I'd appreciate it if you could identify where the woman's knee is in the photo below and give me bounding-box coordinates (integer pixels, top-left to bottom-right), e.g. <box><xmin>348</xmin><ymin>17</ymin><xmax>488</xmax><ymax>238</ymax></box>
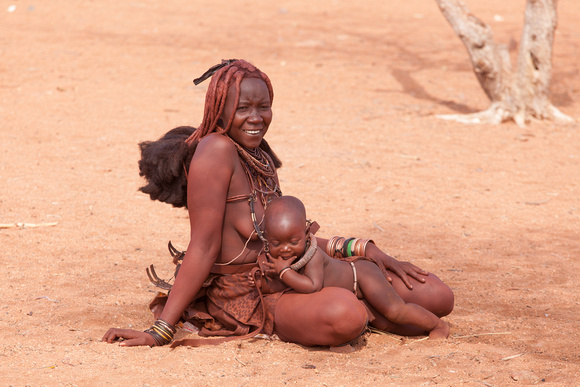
<box><xmin>275</xmin><ymin>288</ymin><xmax>367</xmax><ymax>346</ymax></box>
<box><xmin>317</xmin><ymin>288</ymin><xmax>367</xmax><ymax>340</ymax></box>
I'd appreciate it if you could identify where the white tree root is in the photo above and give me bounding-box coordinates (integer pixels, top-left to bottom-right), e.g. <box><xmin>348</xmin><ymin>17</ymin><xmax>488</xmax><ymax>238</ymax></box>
<box><xmin>436</xmin><ymin>103</ymin><xmax>574</xmax><ymax>127</ymax></box>
<box><xmin>436</xmin><ymin>102</ymin><xmax>515</xmax><ymax>126</ymax></box>
<box><xmin>545</xmin><ymin>104</ymin><xmax>575</xmax><ymax>123</ymax></box>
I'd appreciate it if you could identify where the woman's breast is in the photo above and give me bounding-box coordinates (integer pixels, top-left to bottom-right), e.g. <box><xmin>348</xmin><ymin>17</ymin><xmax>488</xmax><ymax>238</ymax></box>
<box><xmin>217</xmin><ymin>178</ymin><xmax>266</xmax><ymax>265</ymax></box>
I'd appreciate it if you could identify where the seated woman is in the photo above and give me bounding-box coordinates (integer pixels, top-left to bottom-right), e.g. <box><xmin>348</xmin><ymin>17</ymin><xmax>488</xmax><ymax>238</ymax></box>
<box><xmin>259</xmin><ymin>195</ymin><xmax>449</xmax><ymax>339</ymax></box>
<box><xmin>102</xmin><ymin>59</ymin><xmax>454</xmax><ymax>348</ymax></box>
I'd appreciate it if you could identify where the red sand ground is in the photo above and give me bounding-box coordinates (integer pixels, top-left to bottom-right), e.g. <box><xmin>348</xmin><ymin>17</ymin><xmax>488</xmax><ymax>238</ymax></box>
<box><xmin>1</xmin><ymin>0</ymin><xmax>579</xmax><ymax>385</ymax></box>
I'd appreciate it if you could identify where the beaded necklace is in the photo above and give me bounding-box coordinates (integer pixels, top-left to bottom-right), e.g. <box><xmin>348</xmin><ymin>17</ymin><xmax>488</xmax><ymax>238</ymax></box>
<box><xmin>231</xmin><ymin>139</ymin><xmax>281</xmax><ymax>208</ymax></box>
<box><xmin>289</xmin><ymin>233</ymin><xmax>317</xmax><ymax>271</ymax></box>
<box><xmin>227</xmin><ymin>136</ymin><xmax>281</xmax><ymax>249</ymax></box>
<box><xmin>235</xmin><ymin>144</ymin><xmax>276</xmax><ymax>179</ymax></box>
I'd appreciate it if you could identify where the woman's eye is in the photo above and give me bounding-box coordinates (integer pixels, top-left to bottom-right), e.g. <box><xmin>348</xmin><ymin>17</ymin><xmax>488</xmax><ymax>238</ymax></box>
<box><xmin>291</xmin><ymin>241</ymin><xmax>299</xmax><ymax>246</ymax></box>
<box><xmin>237</xmin><ymin>106</ymin><xmax>249</xmax><ymax>112</ymax></box>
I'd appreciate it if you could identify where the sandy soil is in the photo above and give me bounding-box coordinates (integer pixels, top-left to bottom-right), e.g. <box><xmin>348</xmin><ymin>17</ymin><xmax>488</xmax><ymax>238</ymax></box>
<box><xmin>1</xmin><ymin>0</ymin><xmax>579</xmax><ymax>385</ymax></box>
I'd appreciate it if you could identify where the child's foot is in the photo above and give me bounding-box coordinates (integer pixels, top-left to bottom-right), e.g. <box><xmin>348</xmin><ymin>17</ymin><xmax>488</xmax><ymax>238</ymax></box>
<box><xmin>428</xmin><ymin>320</ymin><xmax>449</xmax><ymax>340</ymax></box>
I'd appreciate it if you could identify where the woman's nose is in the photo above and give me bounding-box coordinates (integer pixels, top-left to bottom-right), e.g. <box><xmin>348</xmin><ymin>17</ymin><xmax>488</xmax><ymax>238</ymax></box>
<box><xmin>247</xmin><ymin>108</ymin><xmax>263</xmax><ymax>123</ymax></box>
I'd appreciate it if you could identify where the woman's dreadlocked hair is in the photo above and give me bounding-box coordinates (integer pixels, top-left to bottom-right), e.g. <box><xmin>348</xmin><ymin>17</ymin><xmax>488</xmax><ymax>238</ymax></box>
<box><xmin>138</xmin><ymin>60</ymin><xmax>281</xmax><ymax>208</ymax></box>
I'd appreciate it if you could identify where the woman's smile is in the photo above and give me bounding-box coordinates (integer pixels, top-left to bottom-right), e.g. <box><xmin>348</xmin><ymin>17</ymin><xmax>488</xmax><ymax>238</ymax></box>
<box><xmin>221</xmin><ymin>78</ymin><xmax>273</xmax><ymax>149</ymax></box>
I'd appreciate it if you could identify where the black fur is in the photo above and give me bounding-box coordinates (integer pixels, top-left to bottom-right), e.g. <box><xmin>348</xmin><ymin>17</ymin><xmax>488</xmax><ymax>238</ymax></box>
<box><xmin>138</xmin><ymin>126</ymin><xmax>282</xmax><ymax>208</ymax></box>
<box><xmin>138</xmin><ymin>126</ymin><xmax>196</xmax><ymax>208</ymax></box>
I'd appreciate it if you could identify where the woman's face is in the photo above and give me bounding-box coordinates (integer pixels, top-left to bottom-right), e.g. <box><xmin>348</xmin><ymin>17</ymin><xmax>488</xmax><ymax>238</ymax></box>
<box><xmin>222</xmin><ymin>78</ymin><xmax>272</xmax><ymax>149</ymax></box>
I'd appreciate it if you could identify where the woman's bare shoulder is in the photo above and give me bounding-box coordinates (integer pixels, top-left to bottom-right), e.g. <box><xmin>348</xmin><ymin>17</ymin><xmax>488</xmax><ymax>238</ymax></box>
<box><xmin>193</xmin><ymin>134</ymin><xmax>237</xmax><ymax>164</ymax></box>
<box><xmin>196</xmin><ymin>133</ymin><xmax>235</xmax><ymax>153</ymax></box>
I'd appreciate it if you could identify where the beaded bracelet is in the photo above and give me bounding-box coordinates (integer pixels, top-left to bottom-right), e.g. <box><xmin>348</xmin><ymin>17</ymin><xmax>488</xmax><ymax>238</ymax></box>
<box><xmin>325</xmin><ymin>236</ymin><xmax>339</xmax><ymax>257</ymax></box>
<box><xmin>144</xmin><ymin>318</ymin><xmax>176</xmax><ymax>346</ymax></box>
<box><xmin>326</xmin><ymin>236</ymin><xmax>375</xmax><ymax>258</ymax></box>
<box><xmin>326</xmin><ymin>236</ymin><xmax>346</xmax><ymax>258</ymax></box>
<box><xmin>355</xmin><ymin>238</ymin><xmax>375</xmax><ymax>256</ymax></box>
<box><xmin>279</xmin><ymin>267</ymin><xmax>292</xmax><ymax>280</ymax></box>
<box><xmin>342</xmin><ymin>238</ymin><xmax>356</xmax><ymax>257</ymax></box>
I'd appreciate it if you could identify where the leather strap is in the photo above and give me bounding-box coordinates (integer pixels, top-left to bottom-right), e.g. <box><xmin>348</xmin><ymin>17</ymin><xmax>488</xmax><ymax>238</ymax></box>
<box><xmin>210</xmin><ymin>262</ymin><xmax>258</xmax><ymax>274</ymax></box>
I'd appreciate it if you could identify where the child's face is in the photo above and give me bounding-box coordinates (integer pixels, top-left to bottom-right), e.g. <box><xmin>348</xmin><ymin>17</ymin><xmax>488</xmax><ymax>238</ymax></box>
<box><xmin>265</xmin><ymin>219</ymin><xmax>307</xmax><ymax>261</ymax></box>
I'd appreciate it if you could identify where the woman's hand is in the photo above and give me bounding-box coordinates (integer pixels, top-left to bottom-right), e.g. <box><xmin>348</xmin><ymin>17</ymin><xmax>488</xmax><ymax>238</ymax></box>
<box><xmin>101</xmin><ymin>328</ymin><xmax>156</xmax><ymax>347</ymax></box>
<box><xmin>375</xmin><ymin>253</ymin><xmax>429</xmax><ymax>290</ymax></box>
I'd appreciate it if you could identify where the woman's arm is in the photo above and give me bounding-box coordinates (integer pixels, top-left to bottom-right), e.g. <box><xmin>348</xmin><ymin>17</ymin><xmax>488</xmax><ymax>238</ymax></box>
<box><xmin>103</xmin><ymin>135</ymin><xmax>236</xmax><ymax>346</ymax></box>
<box><xmin>364</xmin><ymin>243</ymin><xmax>428</xmax><ymax>290</ymax></box>
<box><xmin>157</xmin><ymin>137</ymin><xmax>234</xmax><ymax>324</ymax></box>
<box><xmin>316</xmin><ymin>236</ymin><xmax>428</xmax><ymax>290</ymax></box>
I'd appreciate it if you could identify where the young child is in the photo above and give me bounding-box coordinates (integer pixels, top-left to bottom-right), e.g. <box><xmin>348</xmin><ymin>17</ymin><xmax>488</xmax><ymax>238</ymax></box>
<box><xmin>262</xmin><ymin>196</ymin><xmax>449</xmax><ymax>339</ymax></box>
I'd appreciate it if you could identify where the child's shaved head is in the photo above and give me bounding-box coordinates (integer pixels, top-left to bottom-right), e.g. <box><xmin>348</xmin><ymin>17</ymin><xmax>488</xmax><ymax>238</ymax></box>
<box><xmin>264</xmin><ymin>196</ymin><xmax>307</xmax><ymax>237</ymax></box>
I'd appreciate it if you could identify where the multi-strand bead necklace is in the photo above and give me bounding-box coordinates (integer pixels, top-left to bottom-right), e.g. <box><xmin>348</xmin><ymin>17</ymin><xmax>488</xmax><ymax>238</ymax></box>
<box><xmin>231</xmin><ymin>140</ymin><xmax>281</xmax><ymax>207</ymax></box>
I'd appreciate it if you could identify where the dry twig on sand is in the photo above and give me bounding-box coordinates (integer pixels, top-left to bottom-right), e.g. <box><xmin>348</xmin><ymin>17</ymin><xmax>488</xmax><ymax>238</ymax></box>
<box><xmin>454</xmin><ymin>332</ymin><xmax>511</xmax><ymax>339</ymax></box>
<box><xmin>0</xmin><ymin>222</ymin><xmax>58</xmax><ymax>229</ymax></box>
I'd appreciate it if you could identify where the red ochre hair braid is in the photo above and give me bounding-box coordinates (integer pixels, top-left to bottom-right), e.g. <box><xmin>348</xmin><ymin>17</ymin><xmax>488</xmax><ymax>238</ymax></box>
<box><xmin>185</xmin><ymin>60</ymin><xmax>274</xmax><ymax>145</ymax></box>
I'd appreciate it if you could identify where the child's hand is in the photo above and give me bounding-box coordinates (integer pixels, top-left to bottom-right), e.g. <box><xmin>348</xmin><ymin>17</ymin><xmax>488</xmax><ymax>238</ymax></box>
<box><xmin>266</xmin><ymin>252</ymin><xmax>294</xmax><ymax>276</ymax></box>
<box><xmin>247</xmin><ymin>272</ymin><xmax>256</xmax><ymax>287</ymax></box>
<box><xmin>260</xmin><ymin>254</ymin><xmax>277</xmax><ymax>277</ymax></box>
<box><xmin>247</xmin><ymin>268</ymin><xmax>263</xmax><ymax>288</ymax></box>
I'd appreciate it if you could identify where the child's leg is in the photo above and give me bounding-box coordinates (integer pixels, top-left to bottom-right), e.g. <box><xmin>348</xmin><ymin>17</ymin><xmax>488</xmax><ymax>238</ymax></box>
<box><xmin>363</xmin><ymin>302</ymin><xmax>426</xmax><ymax>336</ymax></box>
<box><xmin>355</xmin><ymin>261</ymin><xmax>449</xmax><ymax>339</ymax></box>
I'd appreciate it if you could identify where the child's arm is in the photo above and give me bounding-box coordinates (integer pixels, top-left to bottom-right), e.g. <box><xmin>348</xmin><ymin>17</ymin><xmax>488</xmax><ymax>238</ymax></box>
<box><xmin>269</xmin><ymin>250</ymin><xmax>325</xmax><ymax>293</ymax></box>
